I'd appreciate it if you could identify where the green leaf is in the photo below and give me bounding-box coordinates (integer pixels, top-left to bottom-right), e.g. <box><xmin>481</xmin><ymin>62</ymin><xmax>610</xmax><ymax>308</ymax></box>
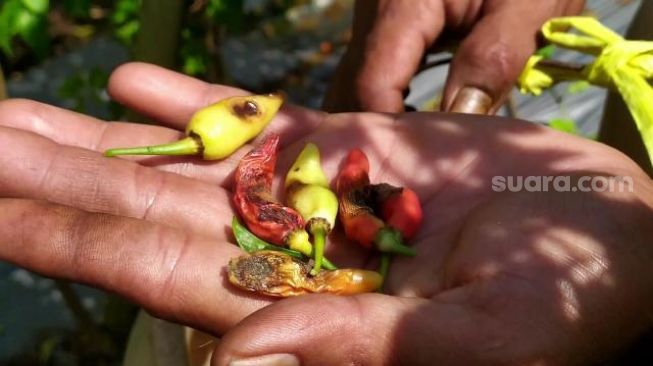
<box><xmin>231</xmin><ymin>216</ymin><xmax>337</xmax><ymax>270</ymax></box>
<box><xmin>63</xmin><ymin>0</ymin><xmax>90</xmax><ymax>18</ymax></box>
<box><xmin>182</xmin><ymin>55</ymin><xmax>206</xmax><ymax>76</ymax></box>
<box><xmin>114</xmin><ymin>19</ymin><xmax>139</xmax><ymax>44</ymax></box>
<box><xmin>0</xmin><ymin>0</ymin><xmax>23</xmax><ymax>56</ymax></box>
<box><xmin>548</xmin><ymin>118</ymin><xmax>578</xmax><ymax>134</ymax></box>
<box><xmin>180</xmin><ymin>28</ymin><xmax>209</xmax><ymax>76</ymax></box>
<box><xmin>21</xmin><ymin>0</ymin><xmax>48</xmax><ymax>14</ymax></box>
<box><xmin>112</xmin><ymin>0</ymin><xmax>141</xmax><ymax>25</ymax></box>
<box><xmin>89</xmin><ymin>68</ymin><xmax>108</xmax><ymax>88</ymax></box>
<box><xmin>536</xmin><ymin>45</ymin><xmax>556</xmax><ymax>59</ymax></box>
<box><xmin>17</xmin><ymin>14</ymin><xmax>49</xmax><ymax>58</ymax></box>
<box><xmin>207</xmin><ymin>0</ymin><xmax>246</xmax><ymax>33</ymax></box>
<box><xmin>38</xmin><ymin>336</ymin><xmax>61</xmax><ymax>363</ymax></box>
<box><xmin>58</xmin><ymin>73</ymin><xmax>84</xmax><ymax>99</ymax></box>
<box><xmin>567</xmin><ymin>80</ymin><xmax>590</xmax><ymax>94</ymax></box>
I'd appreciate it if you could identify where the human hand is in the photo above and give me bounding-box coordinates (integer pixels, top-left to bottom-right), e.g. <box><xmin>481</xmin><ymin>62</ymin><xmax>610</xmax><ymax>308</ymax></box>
<box><xmin>323</xmin><ymin>0</ymin><xmax>585</xmax><ymax>114</ymax></box>
<box><xmin>1</xmin><ymin>63</ymin><xmax>652</xmax><ymax>366</ymax></box>
<box><xmin>214</xmin><ymin>88</ymin><xmax>653</xmax><ymax>363</ymax></box>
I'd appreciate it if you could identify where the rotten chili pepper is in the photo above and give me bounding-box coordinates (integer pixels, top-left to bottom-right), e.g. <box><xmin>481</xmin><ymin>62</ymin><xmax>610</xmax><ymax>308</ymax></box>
<box><xmin>105</xmin><ymin>94</ymin><xmax>283</xmax><ymax>160</ymax></box>
<box><xmin>228</xmin><ymin>251</ymin><xmax>382</xmax><ymax>297</ymax></box>
<box><xmin>233</xmin><ymin>133</ymin><xmax>314</xmax><ymax>256</ymax></box>
<box><xmin>369</xmin><ymin>183</ymin><xmax>424</xmax><ymax>281</ymax></box>
<box><xmin>336</xmin><ymin>149</ymin><xmax>416</xmax><ymax>256</ymax></box>
<box><xmin>378</xmin><ymin>186</ymin><xmax>423</xmax><ymax>241</ymax></box>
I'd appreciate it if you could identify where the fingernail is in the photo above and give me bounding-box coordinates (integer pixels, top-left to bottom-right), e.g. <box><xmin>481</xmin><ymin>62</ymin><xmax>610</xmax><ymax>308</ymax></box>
<box><xmin>448</xmin><ymin>87</ymin><xmax>493</xmax><ymax>115</ymax></box>
<box><xmin>229</xmin><ymin>353</ymin><xmax>300</xmax><ymax>366</ymax></box>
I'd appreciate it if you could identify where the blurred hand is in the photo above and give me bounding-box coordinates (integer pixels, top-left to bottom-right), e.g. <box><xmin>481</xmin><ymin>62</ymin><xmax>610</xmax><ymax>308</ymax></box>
<box><xmin>1</xmin><ymin>63</ymin><xmax>652</xmax><ymax>366</ymax></box>
<box><xmin>323</xmin><ymin>0</ymin><xmax>585</xmax><ymax>114</ymax></box>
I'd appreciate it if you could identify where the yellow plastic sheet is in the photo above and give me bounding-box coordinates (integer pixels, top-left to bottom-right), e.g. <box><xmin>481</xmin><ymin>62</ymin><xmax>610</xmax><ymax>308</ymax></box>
<box><xmin>518</xmin><ymin>16</ymin><xmax>653</xmax><ymax>162</ymax></box>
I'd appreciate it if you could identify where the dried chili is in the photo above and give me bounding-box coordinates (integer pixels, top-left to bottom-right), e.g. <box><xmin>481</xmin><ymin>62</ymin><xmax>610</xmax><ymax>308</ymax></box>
<box><xmin>233</xmin><ymin>134</ymin><xmax>313</xmax><ymax>256</ymax></box>
<box><xmin>228</xmin><ymin>251</ymin><xmax>382</xmax><ymax>297</ymax></box>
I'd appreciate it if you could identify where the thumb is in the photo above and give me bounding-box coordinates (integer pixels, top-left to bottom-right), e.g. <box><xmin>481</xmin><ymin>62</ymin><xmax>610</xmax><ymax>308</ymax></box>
<box><xmin>211</xmin><ymin>293</ymin><xmax>498</xmax><ymax>366</ymax></box>
<box><xmin>442</xmin><ymin>2</ymin><xmax>571</xmax><ymax>115</ymax></box>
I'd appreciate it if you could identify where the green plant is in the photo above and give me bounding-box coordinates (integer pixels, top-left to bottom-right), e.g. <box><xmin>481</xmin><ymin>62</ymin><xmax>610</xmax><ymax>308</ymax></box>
<box><xmin>0</xmin><ymin>0</ymin><xmax>50</xmax><ymax>58</ymax></box>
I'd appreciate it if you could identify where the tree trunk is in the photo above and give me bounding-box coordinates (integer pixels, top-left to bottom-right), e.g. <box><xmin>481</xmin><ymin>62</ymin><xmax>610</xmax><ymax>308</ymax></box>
<box><xmin>128</xmin><ymin>0</ymin><xmax>184</xmax><ymax>122</ymax></box>
<box><xmin>0</xmin><ymin>63</ymin><xmax>7</xmax><ymax>100</ymax></box>
<box><xmin>133</xmin><ymin>0</ymin><xmax>184</xmax><ymax>69</ymax></box>
<box><xmin>598</xmin><ymin>1</ymin><xmax>652</xmax><ymax>176</ymax></box>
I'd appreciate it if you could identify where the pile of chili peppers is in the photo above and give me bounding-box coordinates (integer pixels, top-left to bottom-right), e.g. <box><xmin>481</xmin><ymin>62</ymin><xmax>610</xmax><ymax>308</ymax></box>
<box><xmin>104</xmin><ymin>94</ymin><xmax>423</xmax><ymax>298</ymax></box>
<box><xmin>229</xmin><ymin>134</ymin><xmax>423</xmax><ymax>297</ymax></box>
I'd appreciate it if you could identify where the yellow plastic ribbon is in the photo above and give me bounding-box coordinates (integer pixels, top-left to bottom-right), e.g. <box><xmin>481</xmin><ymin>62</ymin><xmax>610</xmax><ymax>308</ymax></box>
<box><xmin>518</xmin><ymin>16</ymin><xmax>653</xmax><ymax>162</ymax></box>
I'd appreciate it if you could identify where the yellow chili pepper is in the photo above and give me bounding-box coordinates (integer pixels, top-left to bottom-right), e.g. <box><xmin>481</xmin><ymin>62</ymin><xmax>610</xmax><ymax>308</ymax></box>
<box><xmin>104</xmin><ymin>93</ymin><xmax>284</xmax><ymax>160</ymax></box>
<box><xmin>285</xmin><ymin>143</ymin><xmax>338</xmax><ymax>275</ymax></box>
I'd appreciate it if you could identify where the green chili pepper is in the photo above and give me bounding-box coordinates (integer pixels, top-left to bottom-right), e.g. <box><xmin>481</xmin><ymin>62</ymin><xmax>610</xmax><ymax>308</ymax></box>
<box><xmin>231</xmin><ymin>217</ymin><xmax>337</xmax><ymax>270</ymax></box>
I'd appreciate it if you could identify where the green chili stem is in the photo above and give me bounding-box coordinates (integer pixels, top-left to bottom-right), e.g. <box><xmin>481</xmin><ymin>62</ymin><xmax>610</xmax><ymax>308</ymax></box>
<box><xmin>375</xmin><ymin>228</ymin><xmax>417</xmax><ymax>256</ymax></box>
<box><xmin>321</xmin><ymin>257</ymin><xmax>337</xmax><ymax>271</ymax></box>
<box><xmin>232</xmin><ymin>216</ymin><xmax>338</xmax><ymax>270</ymax></box>
<box><xmin>379</xmin><ymin>253</ymin><xmax>391</xmax><ymax>282</ymax></box>
<box><xmin>310</xmin><ymin>228</ymin><xmax>326</xmax><ymax>276</ymax></box>
<box><xmin>377</xmin><ymin>253</ymin><xmax>391</xmax><ymax>293</ymax></box>
<box><xmin>104</xmin><ymin>136</ymin><xmax>201</xmax><ymax>157</ymax></box>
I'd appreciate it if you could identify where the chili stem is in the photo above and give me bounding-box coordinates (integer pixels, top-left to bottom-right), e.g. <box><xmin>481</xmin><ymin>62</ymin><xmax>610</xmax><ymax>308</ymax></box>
<box><xmin>322</xmin><ymin>257</ymin><xmax>337</xmax><ymax>271</ymax></box>
<box><xmin>310</xmin><ymin>228</ymin><xmax>326</xmax><ymax>276</ymax></box>
<box><xmin>375</xmin><ymin>228</ymin><xmax>417</xmax><ymax>256</ymax></box>
<box><xmin>104</xmin><ymin>136</ymin><xmax>201</xmax><ymax>157</ymax></box>
<box><xmin>378</xmin><ymin>253</ymin><xmax>391</xmax><ymax>293</ymax></box>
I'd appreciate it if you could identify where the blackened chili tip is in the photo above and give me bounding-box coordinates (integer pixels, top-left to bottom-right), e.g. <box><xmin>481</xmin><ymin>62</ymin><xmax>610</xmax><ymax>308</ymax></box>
<box><xmin>232</xmin><ymin>100</ymin><xmax>260</xmax><ymax>118</ymax></box>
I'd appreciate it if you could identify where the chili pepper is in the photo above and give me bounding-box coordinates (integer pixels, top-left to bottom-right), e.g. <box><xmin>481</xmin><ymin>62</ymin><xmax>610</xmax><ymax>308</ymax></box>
<box><xmin>104</xmin><ymin>93</ymin><xmax>283</xmax><ymax>160</ymax></box>
<box><xmin>370</xmin><ymin>184</ymin><xmax>423</xmax><ymax>240</ymax></box>
<box><xmin>231</xmin><ymin>216</ymin><xmax>336</xmax><ymax>270</ymax></box>
<box><xmin>228</xmin><ymin>251</ymin><xmax>382</xmax><ymax>297</ymax></box>
<box><xmin>285</xmin><ymin>143</ymin><xmax>338</xmax><ymax>275</ymax></box>
<box><xmin>233</xmin><ymin>133</ymin><xmax>314</xmax><ymax>257</ymax></box>
<box><xmin>336</xmin><ymin>149</ymin><xmax>416</xmax><ymax>256</ymax></box>
<box><xmin>380</xmin><ymin>186</ymin><xmax>423</xmax><ymax>240</ymax></box>
<box><xmin>369</xmin><ymin>184</ymin><xmax>423</xmax><ymax>282</ymax></box>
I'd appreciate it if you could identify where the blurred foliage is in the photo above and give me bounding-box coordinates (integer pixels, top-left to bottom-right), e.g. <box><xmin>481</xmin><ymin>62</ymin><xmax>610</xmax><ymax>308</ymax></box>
<box><xmin>112</xmin><ymin>0</ymin><xmax>141</xmax><ymax>44</ymax></box>
<box><xmin>0</xmin><ymin>0</ymin><xmax>50</xmax><ymax>58</ymax></box>
<box><xmin>0</xmin><ymin>1</ymin><xmax>332</xmax><ymax>364</ymax></box>
<box><xmin>548</xmin><ymin>118</ymin><xmax>578</xmax><ymax>134</ymax></box>
<box><xmin>0</xmin><ymin>0</ymin><xmax>313</xmax><ymax>114</ymax></box>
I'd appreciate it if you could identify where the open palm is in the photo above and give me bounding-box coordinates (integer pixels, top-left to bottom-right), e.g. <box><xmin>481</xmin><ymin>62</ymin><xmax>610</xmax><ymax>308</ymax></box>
<box><xmin>1</xmin><ymin>63</ymin><xmax>651</xmax><ymax>365</ymax></box>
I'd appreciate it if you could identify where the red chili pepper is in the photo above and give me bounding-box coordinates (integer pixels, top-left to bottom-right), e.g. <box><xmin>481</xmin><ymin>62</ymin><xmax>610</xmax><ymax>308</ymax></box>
<box><xmin>336</xmin><ymin>149</ymin><xmax>416</xmax><ymax>256</ymax></box>
<box><xmin>233</xmin><ymin>134</ymin><xmax>312</xmax><ymax>256</ymax></box>
<box><xmin>370</xmin><ymin>184</ymin><xmax>423</xmax><ymax>241</ymax></box>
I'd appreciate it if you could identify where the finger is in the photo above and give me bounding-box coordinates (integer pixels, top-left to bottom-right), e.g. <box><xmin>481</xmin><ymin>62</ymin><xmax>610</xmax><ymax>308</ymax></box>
<box><xmin>212</xmin><ymin>293</ymin><xmax>510</xmax><ymax>366</ymax></box>
<box><xmin>0</xmin><ymin>198</ymin><xmax>271</xmax><ymax>334</ymax></box>
<box><xmin>443</xmin><ymin>1</ymin><xmax>565</xmax><ymax>114</ymax></box>
<box><xmin>563</xmin><ymin>0</ymin><xmax>586</xmax><ymax>15</ymax></box>
<box><xmin>0</xmin><ymin>126</ymin><xmax>234</xmax><ymax>239</ymax></box>
<box><xmin>108</xmin><ymin>62</ymin><xmax>325</xmax><ymax>142</ymax></box>
<box><xmin>0</xmin><ymin>99</ymin><xmax>232</xmax><ymax>185</ymax></box>
<box><xmin>322</xmin><ymin>1</ymin><xmax>444</xmax><ymax>113</ymax></box>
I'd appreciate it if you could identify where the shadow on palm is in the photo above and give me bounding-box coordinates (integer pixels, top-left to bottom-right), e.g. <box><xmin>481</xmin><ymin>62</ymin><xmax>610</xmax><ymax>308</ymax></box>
<box><xmin>260</xmin><ymin>110</ymin><xmax>652</xmax><ymax>364</ymax></box>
